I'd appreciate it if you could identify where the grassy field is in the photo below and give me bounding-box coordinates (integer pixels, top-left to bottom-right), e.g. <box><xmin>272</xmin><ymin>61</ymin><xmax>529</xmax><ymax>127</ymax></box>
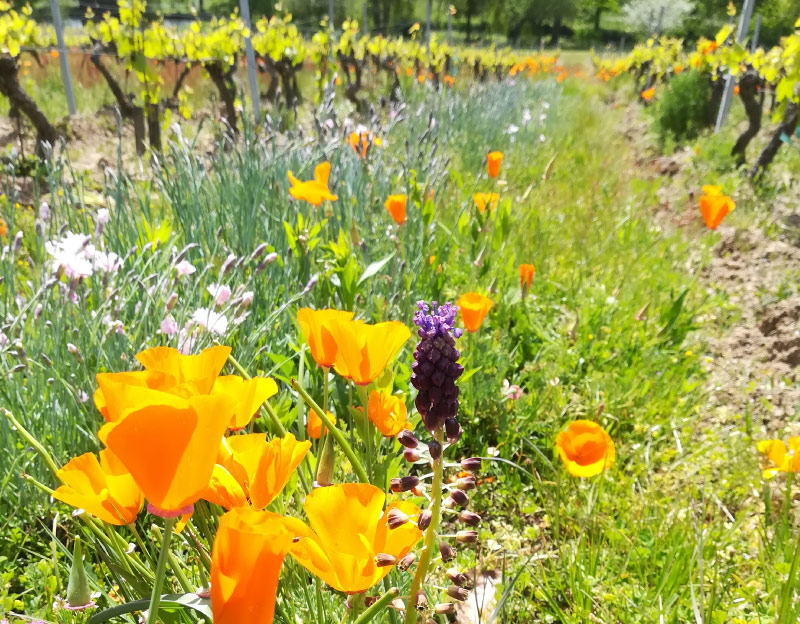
<box><xmin>1</xmin><ymin>62</ymin><xmax>800</xmax><ymax>623</ymax></box>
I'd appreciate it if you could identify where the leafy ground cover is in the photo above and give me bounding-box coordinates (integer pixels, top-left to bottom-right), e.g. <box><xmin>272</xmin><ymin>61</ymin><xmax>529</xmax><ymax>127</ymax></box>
<box><xmin>0</xmin><ymin>61</ymin><xmax>799</xmax><ymax>624</ymax></box>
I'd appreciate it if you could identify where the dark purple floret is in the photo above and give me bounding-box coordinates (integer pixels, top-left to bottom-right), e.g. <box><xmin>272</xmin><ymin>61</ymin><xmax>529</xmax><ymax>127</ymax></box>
<box><xmin>412</xmin><ymin>300</ymin><xmax>463</xmax><ymax>434</ymax></box>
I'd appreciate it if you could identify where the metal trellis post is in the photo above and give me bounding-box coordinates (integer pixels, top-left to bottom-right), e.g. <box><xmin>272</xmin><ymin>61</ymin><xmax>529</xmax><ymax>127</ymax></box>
<box><xmin>49</xmin><ymin>0</ymin><xmax>77</xmax><ymax>116</ymax></box>
<box><xmin>715</xmin><ymin>0</ymin><xmax>757</xmax><ymax>133</ymax></box>
<box><xmin>238</xmin><ymin>0</ymin><xmax>260</xmax><ymax>124</ymax></box>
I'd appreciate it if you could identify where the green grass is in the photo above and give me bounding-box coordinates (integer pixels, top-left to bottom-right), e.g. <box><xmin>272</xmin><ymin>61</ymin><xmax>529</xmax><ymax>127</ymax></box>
<box><xmin>1</xmin><ymin>70</ymin><xmax>799</xmax><ymax>623</ymax></box>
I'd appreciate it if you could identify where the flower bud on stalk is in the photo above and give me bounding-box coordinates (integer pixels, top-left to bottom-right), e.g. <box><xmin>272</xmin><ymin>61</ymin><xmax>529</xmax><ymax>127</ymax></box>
<box><xmin>415</xmin><ymin>591</ymin><xmax>428</xmax><ymax>612</ymax></box>
<box><xmin>386</xmin><ymin>508</ymin><xmax>410</xmax><ymax>529</ymax></box>
<box><xmin>458</xmin><ymin>510</ymin><xmax>481</xmax><ymax>527</ymax></box>
<box><xmin>447</xmin><ymin>585</ymin><xmax>469</xmax><ymax>601</ymax></box>
<box><xmin>446</xmin><ymin>489</ymin><xmax>469</xmax><ymax>508</ymax></box>
<box><xmin>390</xmin><ymin>476</ymin><xmax>420</xmax><ymax>493</ymax></box>
<box><xmin>435</xmin><ymin>602</ymin><xmax>456</xmax><ymax>614</ymax></box>
<box><xmin>439</xmin><ymin>542</ymin><xmax>456</xmax><ymax>562</ymax></box>
<box><xmin>374</xmin><ymin>553</ymin><xmax>398</xmax><ymax>567</ymax></box>
<box><xmin>457</xmin><ymin>476</ymin><xmax>477</xmax><ymax>491</ymax></box>
<box><xmin>456</xmin><ymin>530</ymin><xmax>479</xmax><ymax>544</ymax></box>
<box><xmin>427</xmin><ymin>440</ymin><xmax>442</xmax><ymax>460</ymax></box>
<box><xmin>446</xmin><ymin>568</ymin><xmax>469</xmax><ymax>586</ymax></box>
<box><xmin>397</xmin><ymin>429</ymin><xmax>419</xmax><ymax>448</ymax></box>
<box><xmin>417</xmin><ymin>509</ymin><xmax>432</xmax><ymax>530</ymax></box>
<box><xmin>404</xmin><ymin>448</ymin><xmax>421</xmax><ymax>463</ymax></box>
<box><xmin>397</xmin><ymin>553</ymin><xmax>416</xmax><ymax>571</ymax></box>
<box><xmin>461</xmin><ymin>457</ymin><xmax>482</xmax><ymax>472</ymax></box>
<box><xmin>66</xmin><ymin>537</ymin><xmax>94</xmax><ymax>610</ymax></box>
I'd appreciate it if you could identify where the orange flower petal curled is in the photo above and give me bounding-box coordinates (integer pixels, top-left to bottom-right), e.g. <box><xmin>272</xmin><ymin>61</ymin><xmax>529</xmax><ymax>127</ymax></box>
<box><xmin>308</xmin><ymin>410</ymin><xmax>336</xmax><ymax>439</ymax></box>
<box><xmin>329</xmin><ymin>319</ymin><xmax>411</xmax><ymax>386</ymax></box>
<box><xmin>287</xmin><ymin>162</ymin><xmax>338</xmax><ymax>206</ymax></box>
<box><xmin>473</xmin><ymin>192</ymin><xmax>499</xmax><ymax>214</ymax></box>
<box><xmin>519</xmin><ymin>263</ymin><xmax>535</xmax><ymax>289</ymax></box>
<box><xmin>99</xmin><ymin>394</ymin><xmax>233</xmax><ymax>513</ymax></box>
<box><xmin>211</xmin><ymin>508</ymin><xmax>292</xmax><ymax>624</ymax></box>
<box><xmin>367</xmin><ymin>391</ymin><xmax>408</xmax><ymax>437</ymax></box>
<box><xmin>52</xmin><ymin>449</ymin><xmax>143</xmax><ymax>525</ymax></box>
<box><xmin>212</xmin><ymin>375</ymin><xmax>279</xmax><ymax>430</ymax></box>
<box><xmin>384</xmin><ymin>194</ymin><xmax>407</xmax><ymax>225</ymax></box>
<box><xmin>457</xmin><ymin>292</ymin><xmax>494</xmax><ymax>332</ymax></box>
<box><xmin>555</xmin><ymin>420</ymin><xmax>615</xmax><ymax>478</ymax></box>
<box><xmin>286</xmin><ymin>483</ymin><xmax>422</xmax><ymax>594</ymax></box>
<box><xmin>699</xmin><ymin>191</ymin><xmax>735</xmax><ymax>230</ymax></box>
<box><xmin>249</xmin><ymin>433</ymin><xmax>311</xmax><ymax>509</ymax></box>
<box><xmin>135</xmin><ymin>345</ymin><xmax>231</xmax><ymax>393</ymax></box>
<box><xmin>487</xmin><ymin>151</ymin><xmax>503</xmax><ymax>178</ymax></box>
<box><xmin>297</xmin><ymin>308</ymin><xmax>355</xmax><ymax>369</ymax></box>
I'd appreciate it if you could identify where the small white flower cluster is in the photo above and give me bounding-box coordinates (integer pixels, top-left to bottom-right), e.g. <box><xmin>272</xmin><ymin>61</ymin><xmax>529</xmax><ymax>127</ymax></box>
<box><xmin>45</xmin><ymin>232</ymin><xmax>121</xmax><ymax>279</ymax></box>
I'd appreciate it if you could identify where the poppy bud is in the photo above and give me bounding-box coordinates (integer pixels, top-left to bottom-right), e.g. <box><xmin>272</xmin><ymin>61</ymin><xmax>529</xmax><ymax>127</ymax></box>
<box><xmin>390</xmin><ymin>476</ymin><xmax>420</xmax><ymax>493</ymax></box>
<box><xmin>417</xmin><ymin>509</ymin><xmax>432</xmax><ymax>530</ymax></box>
<box><xmin>459</xmin><ymin>510</ymin><xmax>481</xmax><ymax>527</ymax></box>
<box><xmin>461</xmin><ymin>457</ymin><xmax>482</xmax><ymax>471</ymax></box>
<box><xmin>397</xmin><ymin>429</ymin><xmax>419</xmax><ymax>448</ymax></box>
<box><xmin>166</xmin><ymin>292</ymin><xmax>178</xmax><ymax>310</ymax></box>
<box><xmin>315</xmin><ymin>434</ymin><xmax>335</xmax><ymax>487</ymax></box>
<box><xmin>457</xmin><ymin>476</ymin><xmax>477</xmax><ymax>491</ymax></box>
<box><xmin>446</xmin><ymin>567</ymin><xmax>469</xmax><ymax>586</ymax></box>
<box><xmin>404</xmin><ymin>448</ymin><xmax>421</xmax><ymax>463</ymax></box>
<box><xmin>374</xmin><ymin>553</ymin><xmax>398</xmax><ymax>567</ymax></box>
<box><xmin>397</xmin><ymin>552</ymin><xmax>416</xmax><ymax>571</ymax></box>
<box><xmin>386</xmin><ymin>508</ymin><xmax>410</xmax><ymax>529</ymax></box>
<box><xmin>415</xmin><ymin>590</ymin><xmax>428</xmax><ymax>612</ymax></box>
<box><xmin>439</xmin><ymin>541</ymin><xmax>456</xmax><ymax>562</ymax></box>
<box><xmin>66</xmin><ymin>537</ymin><xmax>93</xmax><ymax>610</ymax></box>
<box><xmin>456</xmin><ymin>530</ymin><xmax>478</xmax><ymax>544</ymax></box>
<box><xmin>447</xmin><ymin>489</ymin><xmax>469</xmax><ymax>507</ymax></box>
<box><xmin>435</xmin><ymin>602</ymin><xmax>456</xmax><ymax>614</ymax></box>
<box><xmin>428</xmin><ymin>440</ymin><xmax>442</xmax><ymax>460</ymax></box>
<box><xmin>447</xmin><ymin>585</ymin><xmax>469</xmax><ymax>601</ymax></box>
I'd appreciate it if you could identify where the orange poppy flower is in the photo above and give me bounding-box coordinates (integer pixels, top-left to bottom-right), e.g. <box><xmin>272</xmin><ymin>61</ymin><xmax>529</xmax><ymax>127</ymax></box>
<box><xmin>702</xmin><ymin>40</ymin><xmax>718</xmax><ymax>55</ymax></box>
<box><xmin>288</xmin><ymin>162</ymin><xmax>338</xmax><ymax>207</ymax></box>
<box><xmin>202</xmin><ymin>433</ymin><xmax>310</xmax><ymax>510</ymax></box>
<box><xmin>443</xmin><ymin>74</ymin><xmax>455</xmax><ymax>87</ymax></box>
<box><xmin>473</xmin><ymin>192</ymin><xmax>499</xmax><ymax>214</ymax></box>
<box><xmin>673</xmin><ymin>64</ymin><xmax>683</xmax><ymax>74</ymax></box>
<box><xmin>328</xmin><ymin>319</ymin><xmax>411</xmax><ymax>386</ymax></box>
<box><xmin>211</xmin><ymin>508</ymin><xmax>292</xmax><ymax>624</ymax></box>
<box><xmin>308</xmin><ymin>410</ymin><xmax>336</xmax><ymax>439</ymax></box>
<box><xmin>734</xmin><ymin>85</ymin><xmax>740</xmax><ymax>95</ymax></box>
<box><xmin>487</xmin><ymin>151</ymin><xmax>503</xmax><ymax>178</ymax></box>
<box><xmin>98</xmin><ymin>394</ymin><xmax>234</xmax><ymax>515</ymax></box>
<box><xmin>557</xmin><ymin>71</ymin><xmax>567</xmax><ymax>83</ymax></box>
<box><xmin>0</xmin><ymin>217</ymin><xmax>7</xmax><ymax>238</ymax></box>
<box><xmin>699</xmin><ymin>185</ymin><xmax>735</xmax><ymax>230</ymax></box>
<box><xmin>641</xmin><ymin>87</ymin><xmax>655</xmax><ymax>102</ymax></box>
<box><xmin>757</xmin><ymin>438</ymin><xmax>800</xmax><ymax>479</ymax></box>
<box><xmin>384</xmin><ymin>194</ymin><xmax>407</xmax><ymax>225</ymax></box>
<box><xmin>347</xmin><ymin>130</ymin><xmax>382</xmax><ymax>159</ymax></box>
<box><xmin>136</xmin><ymin>345</ymin><xmax>231</xmax><ymax>391</ymax></box>
<box><xmin>519</xmin><ymin>263</ymin><xmax>535</xmax><ymax>289</ymax></box>
<box><xmin>405</xmin><ymin>67</ymin><xmax>413</xmax><ymax>76</ymax></box>
<box><xmin>50</xmin><ymin>49</ymin><xmax>59</xmax><ymax>58</ymax></box>
<box><xmin>285</xmin><ymin>483</ymin><xmax>422</xmax><ymax>594</ymax></box>
<box><xmin>457</xmin><ymin>292</ymin><xmax>494</xmax><ymax>333</ymax></box>
<box><xmin>367</xmin><ymin>391</ymin><xmax>408</xmax><ymax>437</ymax></box>
<box><xmin>555</xmin><ymin>420</ymin><xmax>615</xmax><ymax>478</ymax></box>
<box><xmin>297</xmin><ymin>308</ymin><xmax>355</xmax><ymax>369</ymax></box>
<box><xmin>211</xmin><ymin>376</ymin><xmax>279</xmax><ymax>430</ymax></box>
<box><xmin>53</xmin><ymin>449</ymin><xmax>143</xmax><ymax>525</ymax></box>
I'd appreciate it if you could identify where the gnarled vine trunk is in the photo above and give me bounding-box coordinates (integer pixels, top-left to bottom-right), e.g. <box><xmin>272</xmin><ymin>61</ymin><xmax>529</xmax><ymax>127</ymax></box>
<box><xmin>749</xmin><ymin>100</ymin><xmax>799</xmax><ymax>180</ymax></box>
<box><xmin>204</xmin><ymin>59</ymin><xmax>238</xmax><ymax>134</ymax></box>
<box><xmin>0</xmin><ymin>56</ymin><xmax>58</xmax><ymax>158</ymax></box>
<box><xmin>731</xmin><ymin>69</ymin><xmax>762</xmax><ymax>163</ymax></box>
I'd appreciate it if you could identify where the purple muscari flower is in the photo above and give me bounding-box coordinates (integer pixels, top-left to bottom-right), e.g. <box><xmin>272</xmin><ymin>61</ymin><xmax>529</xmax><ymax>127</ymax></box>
<box><xmin>412</xmin><ymin>301</ymin><xmax>464</xmax><ymax>434</ymax></box>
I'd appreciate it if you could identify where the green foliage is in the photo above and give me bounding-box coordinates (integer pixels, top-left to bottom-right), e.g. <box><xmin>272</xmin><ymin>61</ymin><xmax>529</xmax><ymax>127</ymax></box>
<box><xmin>655</xmin><ymin>70</ymin><xmax>712</xmax><ymax>145</ymax></box>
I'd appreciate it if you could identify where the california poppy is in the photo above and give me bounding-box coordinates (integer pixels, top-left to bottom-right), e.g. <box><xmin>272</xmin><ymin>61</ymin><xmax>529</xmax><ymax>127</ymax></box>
<box><xmin>367</xmin><ymin>391</ymin><xmax>408</xmax><ymax>437</ymax></box>
<box><xmin>136</xmin><ymin>345</ymin><xmax>231</xmax><ymax>391</ymax></box>
<box><xmin>757</xmin><ymin>438</ymin><xmax>800</xmax><ymax>479</ymax></box>
<box><xmin>555</xmin><ymin>420</ymin><xmax>615</xmax><ymax>478</ymax></box>
<box><xmin>297</xmin><ymin>308</ymin><xmax>355</xmax><ymax>369</ymax></box>
<box><xmin>673</xmin><ymin>64</ymin><xmax>683</xmax><ymax>74</ymax></box>
<box><xmin>473</xmin><ymin>192</ymin><xmax>499</xmax><ymax>214</ymax></box>
<box><xmin>99</xmin><ymin>394</ymin><xmax>233</xmax><ymax>516</ymax></box>
<box><xmin>384</xmin><ymin>194</ymin><xmax>407</xmax><ymax>225</ymax></box>
<box><xmin>288</xmin><ymin>163</ymin><xmax>338</xmax><ymax>207</ymax></box>
<box><xmin>202</xmin><ymin>433</ymin><xmax>310</xmax><ymax>510</ymax></box>
<box><xmin>53</xmin><ymin>449</ymin><xmax>143</xmax><ymax>525</ymax></box>
<box><xmin>285</xmin><ymin>483</ymin><xmax>422</xmax><ymax>594</ymax></box>
<box><xmin>308</xmin><ymin>410</ymin><xmax>336</xmax><ymax>439</ymax></box>
<box><xmin>487</xmin><ymin>151</ymin><xmax>503</xmax><ymax>178</ymax></box>
<box><xmin>519</xmin><ymin>263</ymin><xmax>535</xmax><ymax>289</ymax></box>
<box><xmin>641</xmin><ymin>87</ymin><xmax>655</xmax><ymax>102</ymax></box>
<box><xmin>457</xmin><ymin>292</ymin><xmax>494</xmax><ymax>332</ymax></box>
<box><xmin>347</xmin><ymin>130</ymin><xmax>382</xmax><ymax>159</ymax></box>
<box><xmin>211</xmin><ymin>508</ymin><xmax>292</xmax><ymax>624</ymax></box>
<box><xmin>699</xmin><ymin>185</ymin><xmax>735</xmax><ymax>230</ymax></box>
<box><xmin>0</xmin><ymin>217</ymin><xmax>7</xmax><ymax>238</ymax></box>
<box><xmin>328</xmin><ymin>319</ymin><xmax>411</xmax><ymax>385</ymax></box>
<box><xmin>211</xmin><ymin>376</ymin><xmax>279</xmax><ymax>430</ymax></box>
<box><xmin>443</xmin><ymin>74</ymin><xmax>455</xmax><ymax>87</ymax></box>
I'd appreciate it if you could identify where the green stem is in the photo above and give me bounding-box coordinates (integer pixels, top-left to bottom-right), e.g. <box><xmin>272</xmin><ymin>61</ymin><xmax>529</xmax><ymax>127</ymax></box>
<box><xmin>4</xmin><ymin>409</ymin><xmax>61</xmax><ymax>480</ymax></box>
<box><xmin>146</xmin><ymin>517</ymin><xmax>176</xmax><ymax>624</ymax></box>
<box><xmin>404</xmin><ymin>426</ymin><xmax>444</xmax><ymax>624</ymax></box>
<box><xmin>292</xmin><ymin>378</ymin><xmax>370</xmax><ymax>484</ymax></box>
<box><xmin>353</xmin><ymin>588</ymin><xmax>399</xmax><ymax>624</ymax></box>
<box><xmin>357</xmin><ymin>385</ymin><xmax>374</xmax><ymax>484</ymax></box>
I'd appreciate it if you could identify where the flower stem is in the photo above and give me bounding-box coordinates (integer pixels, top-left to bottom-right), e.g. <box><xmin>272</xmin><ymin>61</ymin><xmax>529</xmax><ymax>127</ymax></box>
<box><xmin>4</xmin><ymin>409</ymin><xmax>60</xmax><ymax>480</ymax></box>
<box><xmin>404</xmin><ymin>426</ymin><xmax>444</xmax><ymax>624</ymax></box>
<box><xmin>357</xmin><ymin>385</ymin><xmax>374</xmax><ymax>484</ymax></box>
<box><xmin>146</xmin><ymin>517</ymin><xmax>175</xmax><ymax>624</ymax></box>
<box><xmin>292</xmin><ymin>378</ymin><xmax>370</xmax><ymax>484</ymax></box>
<box><xmin>354</xmin><ymin>587</ymin><xmax>399</xmax><ymax>624</ymax></box>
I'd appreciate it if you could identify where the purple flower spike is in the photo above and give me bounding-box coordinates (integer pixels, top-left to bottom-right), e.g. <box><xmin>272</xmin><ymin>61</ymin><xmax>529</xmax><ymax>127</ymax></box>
<box><xmin>412</xmin><ymin>300</ymin><xmax>463</xmax><ymax>433</ymax></box>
